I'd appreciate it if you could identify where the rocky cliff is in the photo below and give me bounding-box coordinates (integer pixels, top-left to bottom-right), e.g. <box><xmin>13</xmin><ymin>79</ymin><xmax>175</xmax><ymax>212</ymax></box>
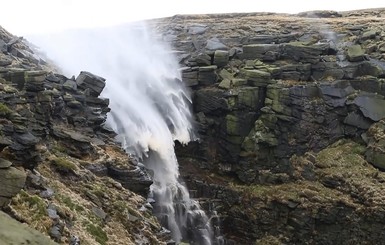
<box><xmin>152</xmin><ymin>8</ymin><xmax>385</xmax><ymax>244</ymax></box>
<box><xmin>0</xmin><ymin>26</ymin><xmax>168</xmax><ymax>244</ymax></box>
<box><xmin>2</xmin><ymin>7</ymin><xmax>385</xmax><ymax>245</ymax></box>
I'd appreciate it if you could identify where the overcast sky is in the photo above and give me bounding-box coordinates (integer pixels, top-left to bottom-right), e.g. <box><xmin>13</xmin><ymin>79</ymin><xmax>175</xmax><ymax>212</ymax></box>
<box><xmin>1</xmin><ymin>0</ymin><xmax>384</xmax><ymax>35</ymax></box>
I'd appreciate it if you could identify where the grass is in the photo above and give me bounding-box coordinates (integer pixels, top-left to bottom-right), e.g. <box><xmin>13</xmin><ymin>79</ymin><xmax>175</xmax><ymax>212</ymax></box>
<box><xmin>85</xmin><ymin>222</ymin><xmax>108</xmax><ymax>245</ymax></box>
<box><xmin>56</xmin><ymin>194</ymin><xmax>84</xmax><ymax>213</ymax></box>
<box><xmin>51</xmin><ymin>157</ymin><xmax>77</xmax><ymax>172</ymax></box>
<box><xmin>10</xmin><ymin>190</ymin><xmax>52</xmax><ymax>233</ymax></box>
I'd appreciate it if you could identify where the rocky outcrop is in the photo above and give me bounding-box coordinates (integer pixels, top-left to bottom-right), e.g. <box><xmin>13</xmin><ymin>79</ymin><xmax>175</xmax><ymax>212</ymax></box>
<box><xmin>0</xmin><ymin>26</ymin><xmax>169</xmax><ymax>244</ymax></box>
<box><xmin>153</xmin><ymin>8</ymin><xmax>385</xmax><ymax>244</ymax></box>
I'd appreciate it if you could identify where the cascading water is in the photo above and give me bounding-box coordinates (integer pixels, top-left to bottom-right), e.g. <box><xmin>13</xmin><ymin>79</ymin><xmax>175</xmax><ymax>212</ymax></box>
<box><xmin>28</xmin><ymin>22</ymin><xmax>213</xmax><ymax>244</ymax></box>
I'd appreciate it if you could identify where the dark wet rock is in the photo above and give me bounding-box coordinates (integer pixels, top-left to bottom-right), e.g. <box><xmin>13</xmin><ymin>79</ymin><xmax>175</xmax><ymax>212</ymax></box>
<box><xmin>75</xmin><ymin>71</ymin><xmax>106</xmax><ymax>97</ymax></box>
<box><xmin>181</xmin><ymin>67</ymin><xmax>199</xmax><ymax>87</ymax></box>
<box><xmin>62</xmin><ymin>79</ymin><xmax>77</xmax><ymax>92</ymax></box>
<box><xmin>213</xmin><ymin>50</ymin><xmax>229</xmax><ymax>67</ymax></box>
<box><xmin>195</xmin><ymin>53</ymin><xmax>212</xmax><ymax>66</ymax></box>
<box><xmin>14</xmin><ymin>132</ymin><xmax>39</xmax><ymax>146</ymax></box>
<box><xmin>107</xmin><ymin>165</ymin><xmax>153</xmax><ymax>196</ymax></box>
<box><xmin>206</xmin><ymin>38</ymin><xmax>228</xmax><ymax>51</ymax></box>
<box><xmin>85</xmin><ymin>163</ymin><xmax>108</xmax><ymax>176</ymax></box>
<box><xmin>353</xmin><ymin>94</ymin><xmax>385</xmax><ymax>121</ymax></box>
<box><xmin>49</xmin><ymin>224</ymin><xmax>62</xmax><ymax>242</ymax></box>
<box><xmin>194</xmin><ymin>88</ymin><xmax>229</xmax><ymax>115</ymax></box>
<box><xmin>198</xmin><ymin>65</ymin><xmax>218</xmax><ymax>85</ymax></box>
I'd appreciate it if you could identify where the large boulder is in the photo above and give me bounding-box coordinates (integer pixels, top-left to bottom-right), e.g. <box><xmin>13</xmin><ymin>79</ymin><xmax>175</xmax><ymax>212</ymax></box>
<box><xmin>353</xmin><ymin>94</ymin><xmax>385</xmax><ymax>121</ymax></box>
<box><xmin>0</xmin><ymin>161</ymin><xmax>26</xmax><ymax>207</ymax></box>
<box><xmin>76</xmin><ymin>71</ymin><xmax>106</xmax><ymax>97</ymax></box>
<box><xmin>0</xmin><ymin>211</ymin><xmax>57</xmax><ymax>244</ymax></box>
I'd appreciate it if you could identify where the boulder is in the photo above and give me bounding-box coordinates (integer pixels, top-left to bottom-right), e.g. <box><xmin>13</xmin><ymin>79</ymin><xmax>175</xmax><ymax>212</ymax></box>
<box><xmin>353</xmin><ymin>94</ymin><xmax>385</xmax><ymax>121</ymax></box>
<box><xmin>107</xmin><ymin>165</ymin><xmax>152</xmax><ymax>196</ymax></box>
<box><xmin>0</xmin><ymin>166</ymin><xmax>26</xmax><ymax>207</ymax></box>
<box><xmin>282</xmin><ymin>42</ymin><xmax>329</xmax><ymax>64</ymax></box>
<box><xmin>240</xmin><ymin>69</ymin><xmax>272</xmax><ymax>87</ymax></box>
<box><xmin>0</xmin><ymin>211</ymin><xmax>57</xmax><ymax>245</ymax></box>
<box><xmin>213</xmin><ymin>50</ymin><xmax>229</xmax><ymax>67</ymax></box>
<box><xmin>241</xmin><ymin>44</ymin><xmax>280</xmax><ymax>60</ymax></box>
<box><xmin>76</xmin><ymin>71</ymin><xmax>106</xmax><ymax>97</ymax></box>
<box><xmin>205</xmin><ymin>38</ymin><xmax>228</xmax><ymax>51</ymax></box>
<box><xmin>198</xmin><ymin>65</ymin><xmax>218</xmax><ymax>85</ymax></box>
<box><xmin>346</xmin><ymin>45</ymin><xmax>365</xmax><ymax>62</ymax></box>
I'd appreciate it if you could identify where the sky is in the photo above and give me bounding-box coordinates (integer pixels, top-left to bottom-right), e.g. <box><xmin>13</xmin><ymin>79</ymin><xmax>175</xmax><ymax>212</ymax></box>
<box><xmin>0</xmin><ymin>0</ymin><xmax>384</xmax><ymax>35</ymax></box>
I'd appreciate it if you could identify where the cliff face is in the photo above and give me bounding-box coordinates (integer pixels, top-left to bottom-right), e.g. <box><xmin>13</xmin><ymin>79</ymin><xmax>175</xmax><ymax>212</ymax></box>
<box><xmin>153</xmin><ymin>9</ymin><xmax>385</xmax><ymax>244</ymax></box>
<box><xmin>0</xmin><ymin>26</ymin><xmax>168</xmax><ymax>244</ymax></box>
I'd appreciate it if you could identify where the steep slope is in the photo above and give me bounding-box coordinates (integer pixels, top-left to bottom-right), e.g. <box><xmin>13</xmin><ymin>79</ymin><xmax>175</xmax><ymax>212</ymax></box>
<box><xmin>0</xmin><ymin>25</ymin><xmax>169</xmax><ymax>244</ymax></box>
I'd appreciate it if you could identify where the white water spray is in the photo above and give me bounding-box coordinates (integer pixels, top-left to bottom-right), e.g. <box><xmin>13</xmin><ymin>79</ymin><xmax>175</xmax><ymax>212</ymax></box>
<box><xmin>28</xmin><ymin>22</ymin><xmax>212</xmax><ymax>244</ymax></box>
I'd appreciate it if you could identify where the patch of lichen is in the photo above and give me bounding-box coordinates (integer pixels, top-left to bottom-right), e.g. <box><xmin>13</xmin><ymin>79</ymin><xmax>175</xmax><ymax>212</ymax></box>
<box><xmin>0</xmin><ymin>103</ymin><xmax>12</xmax><ymax>118</ymax></box>
<box><xmin>314</xmin><ymin>139</ymin><xmax>385</xmax><ymax>206</ymax></box>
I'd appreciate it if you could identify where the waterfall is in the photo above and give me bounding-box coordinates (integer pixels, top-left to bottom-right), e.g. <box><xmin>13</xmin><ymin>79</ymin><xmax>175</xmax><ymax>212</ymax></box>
<box><xmin>28</xmin><ymin>22</ymin><xmax>213</xmax><ymax>244</ymax></box>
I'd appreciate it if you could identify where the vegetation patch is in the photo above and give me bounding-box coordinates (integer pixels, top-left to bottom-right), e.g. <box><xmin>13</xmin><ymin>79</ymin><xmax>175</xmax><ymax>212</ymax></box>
<box><xmin>85</xmin><ymin>221</ymin><xmax>108</xmax><ymax>245</ymax></box>
<box><xmin>10</xmin><ymin>190</ymin><xmax>52</xmax><ymax>233</ymax></box>
<box><xmin>0</xmin><ymin>103</ymin><xmax>12</xmax><ymax>117</ymax></box>
<box><xmin>51</xmin><ymin>157</ymin><xmax>77</xmax><ymax>172</ymax></box>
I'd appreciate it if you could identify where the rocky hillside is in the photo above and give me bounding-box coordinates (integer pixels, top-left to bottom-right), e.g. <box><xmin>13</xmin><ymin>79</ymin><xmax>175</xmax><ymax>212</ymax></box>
<box><xmin>0</xmin><ymin>26</ymin><xmax>169</xmax><ymax>244</ymax></box>
<box><xmin>2</xmin><ymin>7</ymin><xmax>385</xmax><ymax>245</ymax></box>
<box><xmin>152</xmin><ymin>8</ymin><xmax>385</xmax><ymax>244</ymax></box>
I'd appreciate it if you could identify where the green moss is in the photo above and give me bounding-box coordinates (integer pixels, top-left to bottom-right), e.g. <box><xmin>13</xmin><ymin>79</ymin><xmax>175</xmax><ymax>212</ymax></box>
<box><xmin>85</xmin><ymin>222</ymin><xmax>108</xmax><ymax>245</ymax></box>
<box><xmin>51</xmin><ymin>157</ymin><xmax>77</xmax><ymax>172</ymax></box>
<box><xmin>0</xmin><ymin>103</ymin><xmax>12</xmax><ymax>118</ymax></box>
<box><xmin>22</xmin><ymin>191</ymin><xmax>46</xmax><ymax>216</ymax></box>
<box><xmin>56</xmin><ymin>194</ymin><xmax>84</xmax><ymax>212</ymax></box>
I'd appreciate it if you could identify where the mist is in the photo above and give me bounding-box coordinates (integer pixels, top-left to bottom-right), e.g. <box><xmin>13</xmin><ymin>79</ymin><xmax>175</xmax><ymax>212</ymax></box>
<box><xmin>27</xmin><ymin>22</ymin><xmax>214</xmax><ymax>243</ymax></box>
<box><xmin>28</xmin><ymin>22</ymin><xmax>193</xmax><ymax>156</ymax></box>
